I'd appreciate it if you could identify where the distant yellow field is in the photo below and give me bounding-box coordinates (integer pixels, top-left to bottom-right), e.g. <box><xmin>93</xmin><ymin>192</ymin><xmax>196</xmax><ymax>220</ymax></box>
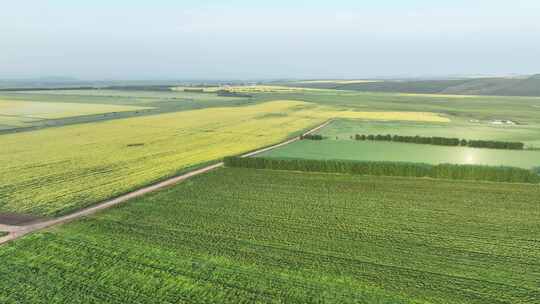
<box><xmin>0</xmin><ymin>100</ymin><xmax>152</xmax><ymax>127</ymax></box>
<box><xmin>171</xmin><ymin>86</ymin><xmax>220</xmax><ymax>93</ymax></box>
<box><xmin>311</xmin><ymin>108</ymin><xmax>449</xmax><ymax>122</ymax></box>
<box><xmin>230</xmin><ymin>85</ymin><xmax>320</xmax><ymax>93</ymax></box>
<box><xmin>0</xmin><ymin>115</ymin><xmax>39</xmax><ymax>128</ymax></box>
<box><xmin>172</xmin><ymin>85</ymin><xmax>321</xmax><ymax>93</ymax></box>
<box><xmin>0</xmin><ymin>100</ymin><xmax>448</xmax><ymax>216</ymax></box>
<box><xmin>397</xmin><ymin>93</ymin><xmax>483</xmax><ymax>99</ymax></box>
<box><xmin>294</xmin><ymin>80</ymin><xmax>382</xmax><ymax>84</ymax></box>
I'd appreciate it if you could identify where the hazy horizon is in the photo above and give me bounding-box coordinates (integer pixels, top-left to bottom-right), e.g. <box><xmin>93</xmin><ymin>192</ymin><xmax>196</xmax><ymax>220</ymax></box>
<box><xmin>2</xmin><ymin>0</ymin><xmax>540</xmax><ymax>80</ymax></box>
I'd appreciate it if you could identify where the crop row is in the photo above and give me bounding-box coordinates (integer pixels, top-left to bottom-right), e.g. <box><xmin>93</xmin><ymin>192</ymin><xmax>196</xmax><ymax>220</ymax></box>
<box><xmin>0</xmin><ymin>168</ymin><xmax>538</xmax><ymax>303</ymax></box>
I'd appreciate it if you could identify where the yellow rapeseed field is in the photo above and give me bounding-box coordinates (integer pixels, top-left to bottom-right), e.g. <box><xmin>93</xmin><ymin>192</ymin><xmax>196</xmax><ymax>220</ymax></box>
<box><xmin>0</xmin><ymin>100</ymin><xmax>447</xmax><ymax>216</ymax></box>
<box><xmin>172</xmin><ymin>85</ymin><xmax>326</xmax><ymax>93</ymax></box>
<box><xmin>227</xmin><ymin>85</ymin><xmax>321</xmax><ymax>93</ymax></box>
<box><xmin>396</xmin><ymin>93</ymin><xmax>488</xmax><ymax>99</ymax></box>
<box><xmin>294</xmin><ymin>80</ymin><xmax>382</xmax><ymax>84</ymax></box>
<box><xmin>309</xmin><ymin>107</ymin><xmax>449</xmax><ymax>122</ymax></box>
<box><xmin>0</xmin><ymin>115</ymin><xmax>40</xmax><ymax>128</ymax></box>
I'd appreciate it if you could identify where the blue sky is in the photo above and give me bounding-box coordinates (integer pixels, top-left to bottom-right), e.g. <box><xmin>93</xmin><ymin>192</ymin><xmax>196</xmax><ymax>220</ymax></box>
<box><xmin>2</xmin><ymin>1</ymin><xmax>540</xmax><ymax>79</ymax></box>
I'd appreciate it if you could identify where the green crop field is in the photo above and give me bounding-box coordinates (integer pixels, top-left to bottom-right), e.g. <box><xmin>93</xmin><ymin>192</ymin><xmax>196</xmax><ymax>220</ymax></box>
<box><xmin>275</xmin><ymin>75</ymin><xmax>540</xmax><ymax>97</ymax></box>
<box><xmin>16</xmin><ymin>89</ymin><xmax>247</xmax><ymax>102</ymax></box>
<box><xmin>0</xmin><ymin>99</ymin><xmax>152</xmax><ymax>130</ymax></box>
<box><xmin>5</xmin><ymin>87</ymin><xmax>540</xmax><ymax>137</ymax></box>
<box><xmin>260</xmin><ymin>116</ymin><xmax>540</xmax><ymax>169</ymax></box>
<box><xmin>254</xmin><ymin>88</ymin><xmax>540</xmax><ymax>124</ymax></box>
<box><xmin>260</xmin><ymin>140</ymin><xmax>540</xmax><ymax>169</ymax></box>
<box><xmin>6</xmin><ymin>84</ymin><xmax>540</xmax><ymax>119</ymax></box>
<box><xmin>253</xmin><ymin>88</ymin><xmax>540</xmax><ymax>152</ymax></box>
<box><xmin>0</xmin><ymin>100</ymin><xmax>151</xmax><ymax>119</ymax></box>
<box><xmin>317</xmin><ymin>119</ymin><xmax>540</xmax><ymax>148</ymax></box>
<box><xmin>0</xmin><ymin>90</ymin><xmax>254</xmax><ymax>132</ymax></box>
<box><xmin>1</xmin><ymin>167</ymin><xmax>538</xmax><ymax>303</ymax></box>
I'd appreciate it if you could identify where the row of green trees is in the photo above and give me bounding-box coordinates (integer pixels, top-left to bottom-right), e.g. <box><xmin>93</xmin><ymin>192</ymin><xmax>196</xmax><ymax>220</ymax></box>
<box><xmin>301</xmin><ymin>134</ymin><xmax>323</xmax><ymax>140</ymax></box>
<box><xmin>467</xmin><ymin>140</ymin><xmax>524</xmax><ymax>150</ymax></box>
<box><xmin>355</xmin><ymin>134</ymin><xmax>524</xmax><ymax>150</ymax></box>
<box><xmin>224</xmin><ymin>157</ymin><xmax>540</xmax><ymax>184</ymax></box>
<box><xmin>216</xmin><ymin>90</ymin><xmax>253</xmax><ymax>98</ymax></box>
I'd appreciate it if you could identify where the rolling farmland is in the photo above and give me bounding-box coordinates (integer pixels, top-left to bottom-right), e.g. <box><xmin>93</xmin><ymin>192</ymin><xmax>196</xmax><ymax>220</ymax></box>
<box><xmin>0</xmin><ymin>99</ymin><xmax>445</xmax><ymax>216</ymax></box>
<box><xmin>5</xmin><ymin>86</ymin><xmax>540</xmax><ymax>138</ymax></box>
<box><xmin>16</xmin><ymin>89</ymin><xmax>246</xmax><ymax>102</ymax></box>
<box><xmin>258</xmin><ymin>89</ymin><xmax>540</xmax><ymax>127</ymax></box>
<box><xmin>0</xmin><ymin>90</ymin><xmax>254</xmax><ymax>133</ymax></box>
<box><xmin>0</xmin><ymin>168</ymin><xmax>538</xmax><ymax>303</ymax></box>
<box><xmin>259</xmin><ymin>117</ymin><xmax>540</xmax><ymax>169</ymax></box>
<box><xmin>0</xmin><ymin>99</ymin><xmax>152</xmax><ymax>130</ymax></box>
<box><xmin>172</xmin><ymin>85</ymin><xmax>320</xmax><ymax>93</ymax></box>
<box><xmin>1</xmin><ymin>86</ymin><xmax>539</xmax><ymax>304</ymax></box>
<box><xmin>276</xmin><ymin>75</ymin><xmax>540</xmax><ymax>96</ymax></box>
<box><xmin>3</xmin><ymin>1</ymin><xmax>540</xmax><ymax>302</ymax></box>
<box><xmin>0</xmin><ymin>100</ymin><xmax>151</xmax><ymax>119</ymax></box>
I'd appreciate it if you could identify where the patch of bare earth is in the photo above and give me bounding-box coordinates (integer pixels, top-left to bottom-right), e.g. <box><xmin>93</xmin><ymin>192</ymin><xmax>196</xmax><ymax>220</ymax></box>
<box><xmin>0</xmin><ymin>213</ymin><xmax>48</xmax><ymax>226</ymax></box>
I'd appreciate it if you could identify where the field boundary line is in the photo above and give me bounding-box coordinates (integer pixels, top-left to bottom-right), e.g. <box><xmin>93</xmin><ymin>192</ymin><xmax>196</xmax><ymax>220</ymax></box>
<box><xmin>0</xmin><ymin>119</ymin><xmax>332</xmax><ymax>246</ymax></box>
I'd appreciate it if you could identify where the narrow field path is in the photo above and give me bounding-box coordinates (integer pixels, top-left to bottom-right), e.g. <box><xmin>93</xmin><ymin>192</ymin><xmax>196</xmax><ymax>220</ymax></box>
<box><xmin>0</xmin><ymin>120</ymin><xmax>332</xmax><ymax>245</ymax></box>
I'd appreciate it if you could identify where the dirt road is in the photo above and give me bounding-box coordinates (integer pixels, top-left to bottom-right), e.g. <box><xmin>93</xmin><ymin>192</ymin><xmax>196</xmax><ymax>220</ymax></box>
<box><xmin>0</xmin><ymin>120</ymin><xmax>331</xmax><ymax>245</ymax></box>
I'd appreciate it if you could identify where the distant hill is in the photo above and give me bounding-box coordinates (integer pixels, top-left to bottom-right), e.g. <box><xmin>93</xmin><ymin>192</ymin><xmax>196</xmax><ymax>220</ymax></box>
<box><xmin>441</xmin><ymin>77</ymin><xmax>540</xmax><ymax>96</ymax></box>
<box><xmin>279</xmin><ymin>75</ymin><xmax>540</xmax><ymax>97</ymax></box>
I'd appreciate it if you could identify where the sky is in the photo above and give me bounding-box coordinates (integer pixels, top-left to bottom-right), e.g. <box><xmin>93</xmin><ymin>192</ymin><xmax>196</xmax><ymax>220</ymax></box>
<box><xmin>1</xmin><ymin>0</ymin><xmax>540</xmax><ymax>80</ymax></box>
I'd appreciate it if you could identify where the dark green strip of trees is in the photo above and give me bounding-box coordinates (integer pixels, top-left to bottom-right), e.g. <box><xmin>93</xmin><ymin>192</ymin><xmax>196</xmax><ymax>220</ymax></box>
<box><xmin>216</xmin><ymin>90</ymin><xmax>253</xmax><ymax>98</ymax></box>
<box><xmin>355</xmin><ymin>134</ymin><xmax>524</xmax><ymax>150</ymax></box>
<box><xmin>224</xmin><ymin>157</ymin><xmax>540</xmax><ymax>184</ymax></box>
<box><xmin>301</xmin><ymin>134</ymin><xmax>323</xmax><ymax>140</ymax></box>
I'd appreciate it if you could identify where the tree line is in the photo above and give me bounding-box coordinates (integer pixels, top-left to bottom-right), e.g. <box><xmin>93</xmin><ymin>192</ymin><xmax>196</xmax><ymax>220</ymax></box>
<box><xmin>300</xmin><ymin>134</ymin><xmax>323</xmax><ymax>140</ymax></box>
<box><xmin>354</xmin><ymin>134</ymin><xmax>525</xmax><ymax>150</ymax></box>
<box><xmin>224</xmin><ymin>157</ymin><xmax>539</xmax><ymax>184</ymax></box>
<box><xmin>216</xmin><ymin>90</ymin><xmax>253</xmax><ymax>98</ymax></box>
